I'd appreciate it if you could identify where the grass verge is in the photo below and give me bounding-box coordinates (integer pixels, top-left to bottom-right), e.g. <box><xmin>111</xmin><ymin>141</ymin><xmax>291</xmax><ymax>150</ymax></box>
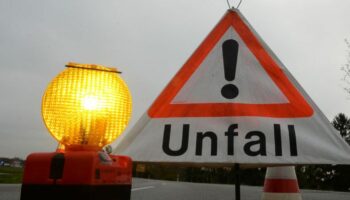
<box><xmin>0</xmin><ymin>167</ymin><xmax>23</xmax><ymax>183</ymax></box>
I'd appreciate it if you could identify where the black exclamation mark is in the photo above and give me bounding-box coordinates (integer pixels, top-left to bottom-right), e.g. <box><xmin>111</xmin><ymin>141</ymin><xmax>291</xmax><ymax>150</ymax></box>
<box><xmin>221</xmin><ymin>39</ymin><xmax>239</xmax><ymax>99</ymax></box>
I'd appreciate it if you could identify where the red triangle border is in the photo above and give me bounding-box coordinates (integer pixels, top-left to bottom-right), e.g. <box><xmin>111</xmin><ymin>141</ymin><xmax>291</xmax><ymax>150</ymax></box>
<box><xmin>148</xmin><ymin>10</ymin><xmax>314</xmax><ymax>118</ymax></box>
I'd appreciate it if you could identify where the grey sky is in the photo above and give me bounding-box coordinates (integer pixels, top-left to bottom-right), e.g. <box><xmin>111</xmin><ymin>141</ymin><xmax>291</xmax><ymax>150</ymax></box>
<box><xmin>1</xmin><ymin>0</ymin><xmax>350</xmax><ymax>158</ymax></box>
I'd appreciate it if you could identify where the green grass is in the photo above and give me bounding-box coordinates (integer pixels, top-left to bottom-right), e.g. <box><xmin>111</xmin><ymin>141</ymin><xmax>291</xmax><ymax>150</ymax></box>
<box><xmin>0</xmin><ymin>167</ymin><xmax>23</xmax><ymax>183</ymax></box>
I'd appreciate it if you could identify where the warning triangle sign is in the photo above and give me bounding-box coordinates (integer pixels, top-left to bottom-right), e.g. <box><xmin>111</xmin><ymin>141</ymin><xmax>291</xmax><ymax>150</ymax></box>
<box><xmin>148</xmin><ymin>9</ymin><xmax>313</xmax><ymax>118</ymax></box>
<box><xmin>115</xmin><ymin>9</ymin><xmax>350</xmax><ymax>166</ymax></box>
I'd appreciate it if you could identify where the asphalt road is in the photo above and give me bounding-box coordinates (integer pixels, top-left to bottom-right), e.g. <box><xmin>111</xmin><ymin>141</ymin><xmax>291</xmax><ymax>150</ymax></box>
<box><xmin>1</xmin><ymin>178</ymin><xmax>350</xmax><ymax>200</ymax></box>
<box><xmin>0</xmin><ymin>184</ymin><xmax>21</xmax><ymax>200</ymax></box>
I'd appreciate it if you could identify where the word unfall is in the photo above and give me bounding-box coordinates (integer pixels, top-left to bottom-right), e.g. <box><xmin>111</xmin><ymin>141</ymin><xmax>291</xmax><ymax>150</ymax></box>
<box><xmin>162</xmin><ymin>124</ymin><xmax>298</xmax><ymax>157</ymax></box>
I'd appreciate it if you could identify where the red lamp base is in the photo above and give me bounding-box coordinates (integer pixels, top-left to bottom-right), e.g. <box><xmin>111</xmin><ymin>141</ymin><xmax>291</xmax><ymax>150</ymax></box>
<box><xmin>20</xmin><ymin>151</ymin><xmax>132</xmax><ymax>200</ymax></box>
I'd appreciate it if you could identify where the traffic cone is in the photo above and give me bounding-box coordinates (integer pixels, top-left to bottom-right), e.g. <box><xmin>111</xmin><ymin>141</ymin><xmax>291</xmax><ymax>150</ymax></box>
<box><xmin>262</xmin><ymin>166</ymin><xmax>302</xmax><ymax>200</ymax></box>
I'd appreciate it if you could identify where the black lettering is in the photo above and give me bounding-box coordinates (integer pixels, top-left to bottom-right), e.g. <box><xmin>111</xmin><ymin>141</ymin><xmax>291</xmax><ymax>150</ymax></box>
<box><xmin>196</xmin><ymin>131</ymin><xmax>217</xmax><ymax>156</ymax></box>
<box><xmin>162</xmin><ymin>124</ymin><xmax>189</xmax><ymax>156</ymax></box>
<box><xmin>225</xmin><ymin>124</ymin><xmax>239</xmax><ymax>155</ymax></box>
<box><xmin>244</xmin><ymin>131</ymin><xmax>266</xmax><ymax>156</ymax></box>
<box><xmin>288</xmin><ymin>125</ymin><xmax>298</xmax><ymax>156</ymax></box>
<box><xmin>274</xmin><ymin>124</ymin><xmax>282</xmax><ymax>156</ymax></box>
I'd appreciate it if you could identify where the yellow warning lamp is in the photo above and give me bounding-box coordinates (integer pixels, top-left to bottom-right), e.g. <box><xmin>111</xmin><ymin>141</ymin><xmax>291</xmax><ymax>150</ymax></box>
<box><xmin>21</xmin><ymin>63</ymin><xmax>133</xmax><ymax>200</ymax></box>
<box><xmin>42</xmin><ymin>62</ymin><xmax>132</xmax><ymax>151</ymax></box>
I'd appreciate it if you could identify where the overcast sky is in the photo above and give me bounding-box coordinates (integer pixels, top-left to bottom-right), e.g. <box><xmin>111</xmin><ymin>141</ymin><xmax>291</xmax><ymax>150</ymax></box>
<box><xmin>1</xmin><ymin>0</ymin><xmax>350</xmax><ymax>158</ymax></box>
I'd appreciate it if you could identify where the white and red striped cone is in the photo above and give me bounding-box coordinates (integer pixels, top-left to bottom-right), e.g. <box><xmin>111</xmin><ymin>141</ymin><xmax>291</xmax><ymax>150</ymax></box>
<box><xmin>262</xmin><ymin>166</ymin><xmax>302</xmax><ymax>200</ymax></box>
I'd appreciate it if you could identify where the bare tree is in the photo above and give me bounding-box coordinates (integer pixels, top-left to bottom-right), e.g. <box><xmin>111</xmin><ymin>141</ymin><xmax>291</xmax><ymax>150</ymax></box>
<box><xmin>341</xmin><ymin>39</ymin><xmax>350</xmax><ymax>94</ymax></box>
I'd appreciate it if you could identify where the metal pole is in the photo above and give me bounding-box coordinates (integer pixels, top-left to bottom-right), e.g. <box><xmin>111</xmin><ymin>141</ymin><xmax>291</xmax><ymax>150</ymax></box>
<box><xmin>235</xmin><ymin>163</ymin><xmax>241</xmax><ymax>200</ymax></box>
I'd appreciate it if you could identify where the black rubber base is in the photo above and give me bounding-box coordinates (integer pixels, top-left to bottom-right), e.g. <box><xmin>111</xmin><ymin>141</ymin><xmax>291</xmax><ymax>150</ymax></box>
<box><xmin>21</xmin><ymin>184</ymin><xmax>131</xmax><ymax>200</ymax></box>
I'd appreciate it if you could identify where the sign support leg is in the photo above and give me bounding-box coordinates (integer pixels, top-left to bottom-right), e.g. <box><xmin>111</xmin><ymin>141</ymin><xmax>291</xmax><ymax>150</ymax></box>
<box><xmin>235</xmin><ymin>163</ymin><xmax>241</xmax><ymax>200</ymax></box>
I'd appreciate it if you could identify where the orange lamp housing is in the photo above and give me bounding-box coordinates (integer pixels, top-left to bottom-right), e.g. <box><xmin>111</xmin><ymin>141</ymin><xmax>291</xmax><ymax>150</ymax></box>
<box><xmin>21</xmin><ymin>63</ymin><xmax>133</xmax><ymax>200</ymax></box>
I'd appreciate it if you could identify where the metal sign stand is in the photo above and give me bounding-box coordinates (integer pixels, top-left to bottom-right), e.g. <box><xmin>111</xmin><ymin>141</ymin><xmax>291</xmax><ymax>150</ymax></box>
<box><xmin>235</xmin><ymin>163</ymin><xmax>241</xmax><ymax>200</ymax></box>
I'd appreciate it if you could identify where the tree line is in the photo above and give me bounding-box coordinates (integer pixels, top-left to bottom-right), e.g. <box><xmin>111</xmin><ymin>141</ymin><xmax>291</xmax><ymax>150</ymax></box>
<box><xmin>133</xmin><ymin>113</ymin><xmax>350</xmax><ymax>191</ymax></box>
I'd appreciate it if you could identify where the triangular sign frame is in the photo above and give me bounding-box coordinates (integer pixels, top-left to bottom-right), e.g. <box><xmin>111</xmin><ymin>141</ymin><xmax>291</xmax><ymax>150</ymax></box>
<box><xmin>148</xmin><ymin>9</ymin><xmax>313</xmax><ymax>118</ymax></box>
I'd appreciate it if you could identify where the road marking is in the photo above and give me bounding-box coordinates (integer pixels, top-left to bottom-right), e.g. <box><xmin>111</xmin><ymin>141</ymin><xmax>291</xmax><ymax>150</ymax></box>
<box><xmin>132</xmin><ymin>186</ymin><xmax>155</xmax><ymax>191</ymax></box>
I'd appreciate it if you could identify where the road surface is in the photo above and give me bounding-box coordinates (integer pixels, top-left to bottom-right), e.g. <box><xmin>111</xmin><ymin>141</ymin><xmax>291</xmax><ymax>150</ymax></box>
<box><xmin>1</xmin><ymin>178</ymin><xmax>350</xmax><ymax>200</ymax></box>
